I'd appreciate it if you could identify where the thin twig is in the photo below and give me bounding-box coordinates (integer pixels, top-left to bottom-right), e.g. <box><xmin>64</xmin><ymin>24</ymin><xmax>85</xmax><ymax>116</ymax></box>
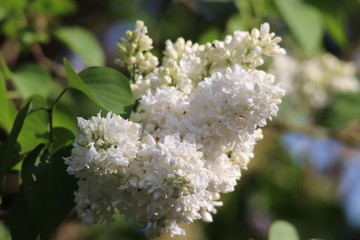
<box><xmin>270</xmin><ymin>120</ymin><xmax>360</xmax><ymax>146</ymax></box>
<box><xmin>31</xmin><ymin>43</ymin><xmax>66</xmax><ymax>78</ymax></box>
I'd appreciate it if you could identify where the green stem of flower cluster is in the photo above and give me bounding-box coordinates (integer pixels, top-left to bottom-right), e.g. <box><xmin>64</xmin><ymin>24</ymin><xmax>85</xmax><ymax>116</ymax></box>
<box><xmin>48</xmin><ymin>87</ymin><xmax>68</xmax><ymax>151</ymax></box>
<box><xmin>28</xmin><ymin>87</ymin><xmax>68</xmax><ymax>152</ymax></box>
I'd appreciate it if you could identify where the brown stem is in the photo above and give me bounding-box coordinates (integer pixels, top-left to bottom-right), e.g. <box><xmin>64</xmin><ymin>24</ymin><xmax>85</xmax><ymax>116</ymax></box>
<box><xmin>31</xmin><ymin>43</ymin><xmax>66</xmax><ymax>78</ymax></box>
<box><xmin>270</xmin><ymin>120</ymin><xmax>360</xmax><ymax>146</ymax></box>
<box><xmin>1</xmin><ymin>39</ymin><xmax>20</xmax><ymax>68</ymax></box>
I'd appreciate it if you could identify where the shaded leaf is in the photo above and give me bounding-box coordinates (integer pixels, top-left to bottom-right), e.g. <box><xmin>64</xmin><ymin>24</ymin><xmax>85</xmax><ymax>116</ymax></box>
<box><xmin>17</xmin><ymin>95</ymin><xmax>48</xmax><ymax>153</ymax></box>
<box><xmin>274</xmin><ymin>0</ymin><xmax>323</xmax><ymax>54</ymax></box>
<box><xmin>321</xmin><ymin>11</ymin><xmax>346</xmax><ymax>47</ymax></box>
<box><xmin>11</xmin><ymin>63</ymin><xmax>52</xmax><ymax>98</ymax></box>
<box><xmin>41</xmin><ymin>127</ymin><xmax>75</xmax><ymax>152</ymax></box>
<box><xmin>269</xmin><ymin>220</ymin><xmax>300</xmax><ymax>240</ymax></box>
<box><xmin>55</xmin><ymin>27</ymin><xmax>104</xmax><ymax>66</ymax></box>
<box><xmin>52</xmin><ymin>127</ymin><xmax>75</xmax><ymax>152</ymax></box>
<box><xmin>9</xmin><ymin>188</ymin><xmax>38</xmax><ymax>240</ymax></box>
<box><xmin>21</xmin><ymin>144</ymin><xmax>77</xmax><ymax>240</ymax></box>
<box><xmin>0</xmin><ymin>100</ymin><xmax>31</xmax><ymax>183</ymax></box>
<box><xmin>0</xmin><ymin>60</ymin><xmax>16</xmax><ymax>133</ymax></box>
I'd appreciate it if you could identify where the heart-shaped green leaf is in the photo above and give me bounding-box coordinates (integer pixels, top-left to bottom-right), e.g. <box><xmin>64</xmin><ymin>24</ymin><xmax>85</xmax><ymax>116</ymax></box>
<box><xmin>64</xmin><ymin>59</ymin><xmax>134</xmax><ymax>118</ymax></box>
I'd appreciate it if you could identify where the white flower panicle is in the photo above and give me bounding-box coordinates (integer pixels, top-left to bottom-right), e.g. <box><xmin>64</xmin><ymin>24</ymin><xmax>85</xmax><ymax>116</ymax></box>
<box><xmin>270</xmin><ymin>53</ymin><xmax>359</xmax><ymax>108</ymax></box>
<box><xmin>65</xmin><ymin>112</ymin><xmax>142</xmax><ymax>224</ymax></box>
<box><xmin>66</xmin><ymin>112</ymin><xmax>141</xmax><ymax>177</ymax></box>
<box><xmin>215</xmin><ymin>23</ymin><xmax>286</xmax><ymax>69</ymax></box>
<box><xmin>127</xmin><ymin>22</ymin><xmax>286</xmax><ymax>98</ymax></box>
<box><xmin>67</xmin><ymin>21</ymin><xmax>286</xmax><ymax>238</ymax></box>
<box><xmin>187</xmin><ymin>65</ymin><xmax>284</xmax><ymax>157</ymax></box>
<box><xmin>125</xmin><ymin>134</ymin><xmax>217</xmax><ymax>237</ymax></box>
<box><xmin>116</xmin><ymin>20</ymin><xmax>158</xmax><ymax>78</ymax></box>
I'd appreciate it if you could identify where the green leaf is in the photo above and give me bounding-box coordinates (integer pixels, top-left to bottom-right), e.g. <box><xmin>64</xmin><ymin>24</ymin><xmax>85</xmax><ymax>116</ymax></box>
<box><xmin>0</xmin><ymin>53</ymin><xmax>12</xmax><ymax>79</ymax></box>
<box><xmin>30</xmin><ymin>0</ymin><xmax>77</xmax><ymax>16</ymax></box>
<box><xmin>269</xmin><ymin>220</ymin><xmax>300</xmax><ymax>240</ymax></box>
<box><xmin>11</xmin><ymin>63</ymin><xmax>52</xmax><ymax>98</ymax></box>
<box><xmin>9</xmin><ymin>188</ymin><xmax>38</xmax><ymax>240</ymax></box>
<box><xmin>64</xmin><ymin>58</ymin><xmax>101</xmax><ymax>105</ymax></box>
<box><xmin>0</xmin><ymin>220</ymin><xmax>11</xmax><ymax>240</ymax></box>
<box><xmin>52</xmin><ymin>127</ymin><xmax>75</xmax><ymax>152</ymax></box>
<box><xmin>321</xmin><ymin>12</ymin><xmax>346</xmax><ymax>47</ymax></box>
<box><xmin>55</xmin><ymin>27</ymin><xmax>104</xmax><ymax>66</ymax></box>
<box><xmin>320</xmin><ymin>92</ymin><xmax>360</xmax><ymax>128</ymax></box>
<box><xmin>17</xmin><ymin>95</ymin><xmax>48</xmax><ymax>153</ymax></box>
<box><xmin>274</xmin><ymin>0</ymin><xmax>323</xmax><ymax>54</ymax></box>
<box><xmin>0</xmin><ymin>59</ymin><xmax>16</xmax><ymax>133</ymax></box>
<box><xmin>64</xmin><ymin>59</ymin><xmax>134</xmax><ymax>117</ymax></box>
<box><xmin>79</xmin><ymin>67</ymin><xmax>134</xmax><ymax>117</ymax></box>
<box><xmin>0</xmin><ymin>0</ymin><xmax>27</xmax><ymax>37</ymax></box>
<box><xmin>41</xmin><ymin>127</ymin><xmax>75</xmax><ymax>152</ymax></box>
<box><xmin>53</xmin><ymin>107</ymin><xmax>77</xmax><ymax>134</ymax></box>
<box><xmin>199</xmin><ymin>27</ymin><xmax>222</xmax><ymax>44</ymax></box>
<box><xmin>0</xmin><ymin>100</ymin><xmax>31</xmax><ymax>178</ymax></box>
<box><xmin>226</xmin><ymin>15</ymin><xmax>246</xmax><ymax>34</ymax></box>
<box><xmin>21</xmin><ymin>144</ymin><xmax>77</xmax><ymax>240</ymax></box>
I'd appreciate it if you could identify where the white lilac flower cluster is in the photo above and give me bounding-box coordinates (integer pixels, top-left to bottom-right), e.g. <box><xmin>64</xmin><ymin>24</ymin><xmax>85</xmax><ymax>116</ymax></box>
<box><xmin>66</xmin><ymin>20</ymin><xmax>285</xmax><ymax>238</ymax></box>
<box><xmin>270</xmin><ymin>53</ymin><xmax>359</xmax><ymax>108</ymax></box>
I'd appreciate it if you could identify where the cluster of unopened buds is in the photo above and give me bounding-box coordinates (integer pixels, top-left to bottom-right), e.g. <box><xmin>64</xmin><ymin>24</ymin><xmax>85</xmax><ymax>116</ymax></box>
<box><xmin>65</xmin><ymin>20</ymin><xmax>286</xmax><ymax>237</ymax></box>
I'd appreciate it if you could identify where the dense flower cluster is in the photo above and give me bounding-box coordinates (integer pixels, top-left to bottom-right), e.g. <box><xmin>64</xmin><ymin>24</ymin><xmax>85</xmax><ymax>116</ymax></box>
<box><xmin>269</xmin><ymin>53</ymin><xmax>359</xmax><ymax>108</ymax></box>
<box><xmin>66</xmin><ymin>20</ymin><xmax>285</xmax><ymax>238</ymax></box>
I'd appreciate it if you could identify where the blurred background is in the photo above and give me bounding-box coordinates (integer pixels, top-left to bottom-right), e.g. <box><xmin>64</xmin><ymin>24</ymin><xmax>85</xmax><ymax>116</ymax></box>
<box><xmin>1</xmin><ymin>0</ymin><xmax>360</xmax><ymax>239</ymax></box>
